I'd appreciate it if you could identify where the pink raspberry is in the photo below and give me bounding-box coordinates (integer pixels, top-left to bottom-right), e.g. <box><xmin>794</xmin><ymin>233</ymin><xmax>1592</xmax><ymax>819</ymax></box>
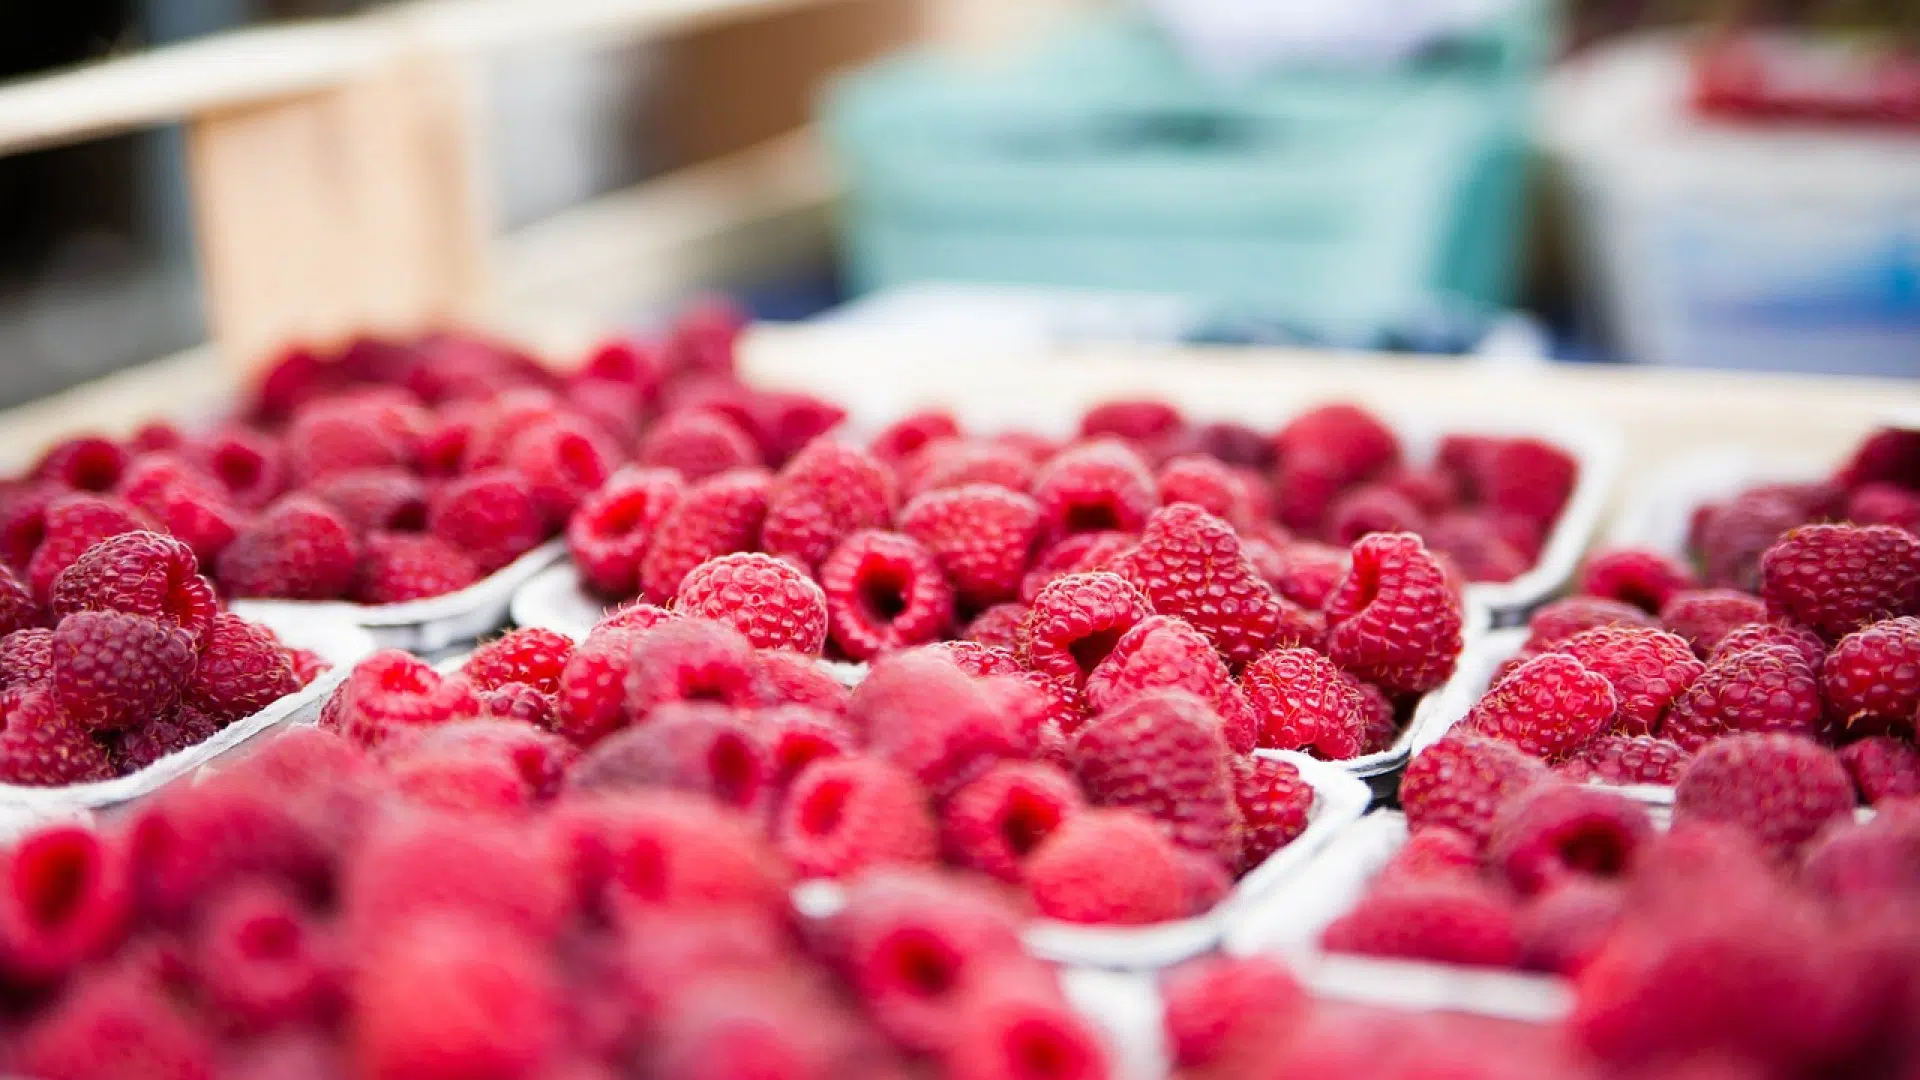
<box><xmin>638</xmin><ymin>468</ymin><xmax>770</xmax><ymax>603</ymax></box>
<box><xmin>1673</xmin><ymin>733</ymin><xmax>1855</xmax><ymax>859</ymax></box>
<box><xmin>1323</xmin><ymin>532</ymin><xmax>1463</xmax><ymax>695</ymax></box>
<box><xmin>1400</xmin><ymin>734</ymin><xmax>1548</xmax><ymax>851</ymax></box>
<box><xmin>624</xmin><ymin>618</ymin><xmax>770</xmax><ymax>718</ymax></box>
<box><xmin>939</xmin><ymin>762</ymin><xmax>1084</xmax><ymax>883</ymax></box>
<box><xmin>1070</xmin><ymin>691</ymin><xmax>1242</xmax><ymax>863</ymax></box>
<box><xmin>1240</xmin><ymin>647</ymin><xmax>1364</xmax><ymax>759</ymax></box>
<box><xmin>427</xmin><ymin>468</ymin><xmax>547</xmax><ymax>573</ymax></box>
<box><xmin>897</xmin><ymin>484</ymin><xmax>1043</xmax><ymax>610</ymax></box>
<box><xmin>1029</xmin><ymin>439</ymin><xmax>1159</xmax><ymax>544</ymax></box>
<box><xmin>568</xmin><ymin>702</ymin><xmax>770</xmax><ymax>814</ymax></box>
<box><xmin>1015</xmin><ymin>572</ymin><xmax>1153</xmax><ymax>690</ymax></box>
<box><xmin>307</xmin><ymin>467</ymin><xmax>427</xmax><ymax>535</ymax></box>
<box><xmin>1464</xmin><ymin>653</ymin><xmax>1617</xmax><ymax>761</ymax></box>
<box><xmin>354</xmin><ymin>532</ymin><xmax>482</xmax><ymax>604</ymax></box>
<box><xmin>759</xmin><ymin>438</ymin><xmax>894</xmax><ymax>570</ymax></box>
<box><xmin>1577</xmin><ymin>548</ymin><xmax>1696</xmax><ymax>613</ymax></box>
<box><xmin>776</xmin><ymin>756</ymin><xmax>936</xmax><ymax>879</ymax></box>
<box><xmin>1027</xmin><ymin>808</ymin><xmax>1189</xmax><ymax>926</ymax></box>
<box><xmin>1486</xmin><ymin>782</ymin><xmax>1653</xmax><ymax>895</ymax></box>
<box><xmin>1322</xmin><ymin>876</ymin><xmax>1521</xmax><ymax>968</ymax></box>
<box><xmin>566</xmin><ymin>466</ymin><xmax>684</xmax><ymax>598</ymax></box>
<box><xmin>636</xmin><ymin>408</ymin><xmax>761</xmax><ymax>482</ymax></box>
<box><xmin>1838</xmin><ymin>736</ymin><xmax>1920</xmax><ymax>803</ymax></box>
<box><xmin>675</xmin><ymin>552</ymin><xmax>829</xmax><ymax>655</ymax></box>
<box><xmin>818</xmin><ymin>531</ymin><xmax>953</xmax><ymax>660</ymax></box>
<box><xmin>216</xmin><ymin>497</ymin><xmax>360</xmax><ymax>601</ymax></box>
<box><xmin>1116</xmin><ymin>504</ymin><xmax>1319</xmax><ymax>668</ymax></box>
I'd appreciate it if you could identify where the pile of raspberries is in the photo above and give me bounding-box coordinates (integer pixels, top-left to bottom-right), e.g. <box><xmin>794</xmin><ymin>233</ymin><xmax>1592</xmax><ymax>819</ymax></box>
<box><xmin>568</xmin><ymin>399</ymin><xmax>1578</xmax><ymax>636</ymax></box>
<box><xmin>0</xmin><ymin>531</ymin><xmax>326</xmax><ymax>785</ymax></box>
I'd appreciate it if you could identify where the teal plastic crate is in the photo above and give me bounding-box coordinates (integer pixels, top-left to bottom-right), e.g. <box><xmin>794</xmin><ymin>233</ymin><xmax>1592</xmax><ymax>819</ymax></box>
<box><xmin>825</xmin><ymin>8</ymin><xmax>1546</xmax><ymax>335</ymax></box>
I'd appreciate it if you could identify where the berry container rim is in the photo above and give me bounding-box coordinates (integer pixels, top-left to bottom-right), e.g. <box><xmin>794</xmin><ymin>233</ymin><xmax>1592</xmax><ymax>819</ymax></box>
<box><xmin>1604</xmin><ymin>447</ymin><xmax>1828</xmax><ymax>561</ymax></box>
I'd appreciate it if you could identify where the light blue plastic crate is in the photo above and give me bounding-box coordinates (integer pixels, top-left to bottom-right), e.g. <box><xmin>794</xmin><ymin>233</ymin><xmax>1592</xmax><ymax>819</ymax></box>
<box><xmin>825</xmin><ymin>9</ymin><xmax>1546</xmax><ymax>335</ymax></box>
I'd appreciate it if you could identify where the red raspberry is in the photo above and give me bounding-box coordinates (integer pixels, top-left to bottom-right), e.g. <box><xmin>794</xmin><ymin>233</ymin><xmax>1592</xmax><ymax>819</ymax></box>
<box><xmin>1696</xmin><ymin>490</ymin><xmax>1806</xmax><ymax>591</ymax></box>
<box><xmin>1845</xmin><ymin>482</ymin><xmax>1920</xmax><ymax>532</ymax></box>
<box><xmin>566</xmin><ymin>466</ymin><xmax>683</xmax><ymax>598</ymax></box>
<box><xmin>1477</xmin><ymin>437</ymin><xmax>1579</xmax><ymax>527</ymax></box>
<box><xmin>624</xmin><ymin>618</ymin><xmax>770</xmax><ymax>719</ymax></box>
<box><xmin>1157</xmin><ymin>454</ymin><xmax>1256</xmax><ymax>527</ymax></box>
<box><xmin>1186</xmin><ymin>421</ymin><xmax>1274</xmax><ymax>470</ymax></box>
<box><xmin>1422</xmin><ymin>512</ymin><xmax>1531</xmax><ymax>584</ymax></box>
<box><xmin>346</xmin><ymin>810</ymin><xmax>569</xmax><ymax>945</ymax></box>
<box><xmin>126</xmin><ymin>772</ymin><xmax>333</xmax><ymax>922</ymax></box>
<box><xmin>651</xmin><ymin>976</ymin><xmax>873</xmax><ymax>1079</ymax></box>
<box><xmin>1026</xmin><ymin>808</ymin><xmax>1189</xmax><ymax>925</ymax></box>
<box><xmin>1231</xmin><ymin>754</ymin><xmax>1313</xmax><ymax>874</ymax></box>
<box><xmin>1323</xmin><ymin>532</ymin><xmax>1463</xmax><ymax>695</ymax></box>
<box><xmin>897</xmin><ymin>484</ymin><xmax>1042</xmax><ymax>610</ymax></box>
<box><xmin>746</xmin><ymin>703</ymin><xmax>854</xmax><ymax>787</ymax></box>
<box><xmin>1321</xmin><ymin>875</ymin><xmax>1521</xmax><ymax>967</ymax></box>
<box><xmin>1274</xmin><ymin>404</ymin><xmax>1399</xmax><ymax>488</ymax></box>
<box><xmin>26</xmin><ymin>494</ymin><xmax>148</xmax><ymax>603</ymax></box>
<box><xmin>1658</xmin><ymin>588</ymin><xmax>1768</xmax><ymax>657</ymax></box>
<box><xmin>1080</xmin><ymin>398</ymin><xmax>1184</xmax><ymax>446</ymax></box>
<box><xmin>901</xmin><ymin>438</ymin><xmax>1037</xmax><ymax>501</ymax></box>
<box><xmin>777</xmin><ymin>756</ymin><xmax>936</xmax><ymax>878</ymax></box>
<box><xmin>636</xmin><ymin>408</ymin><xmax>761</xmax><ymax>482</ymax></box>
<box><xmin>113</xmin><ymin>706</ymin><xmax>225</xmax><ymax>773</ymax></box>
<box><xmin>284</xmin><ymin>400</ymin><xmax>411</xmax><ymax>484</ymax></box>
<box><xmin>1578</xmin><ymin>548</ymin><xmax>1696</xmax><ymax>613</ymax></box>
<box><xmin>674</xmin><ymin>552</ymin><xmax>829</xmax><ymax>655</ymax></box>
<box><xmin>1069</xmin><ymin>691</ymin><xmax>1241</xmax><ymax>862</ymax></box>
<box><xmin>1556</xmin><ymin>735</ymin><xmax>1692</xmax><ymax>786</ymax></box>
<box><xmin>427</xmin><ymin>468</ymin><xmax>546</xmax><ymax>574</ymax></box>
<box><xmin>391</xmin><ymin>721</ymin><xmax>574</xmax><ymax>801</ymax></box>
<box><xmin>1821</xmin><ymin>617</ymin><xmax>1920</xmax><ymax>738</ymax></box>
<box><xmin>464</xmin><ymin>628</ymin><xmax>575</xmax><ymax>694</ymax></box>
<box><xmin>1673</xmin><ymin>733</ymin><xmax>1855</xmax><ymax>858</ymax></box>
<box><xmin>48</xmin><ymin>611</ymin><xmax>195</xmax><ymax>732</ymax></box>
<box><xmin>1524</xmin><ymin>596</ymin><xmax>1656</xmax><ymax>650</ymax></box>
<box><xmin>1016</xmin><ymin>572</ymin><xmax>1153</xmax><ymax>689</ymax></box>
<box><xmin>193</xmin><ymin>881</ymin><xmax>337</xmax><ymax>1034</ymax></box>
<box><xmin>1664</xmin><ymin>644</ymin><xmax>1821</xmax><ymax>751</ymax></box>
<box><xmin>474</xmin><ymin>684</ymin><xmax>554</xmax><ymax>728</ymax></box>
<box><xmin>923</xmin><ymin>640</ymin><xmax>1023</xmax><ymax>677</ymax></box>
<box><xmin>115</xmin><ymin>455</ymin><xmax>242</xmax><ymax>564</ymax></box>
<box><xmin>752</xmin><ymin>653</ymin><xmax>849</xmax><ymax>715</ymax></box>
<box><xmin>1019</xmin><ymin>531</ymin><xmax>1136</xmax><ymax>604</ymax></box>
<box><xmin>32</xmin><ymin>436</ymin><xmax>127</xmax><ymax>493</ymax></box>
<box><xmin>351</xmin><ymin>914</ymin><xmax>562</xmax><ymax>1080</ymax></box>
<box><xmin>0</xmin><ymin>824</ymin><xmax>131</xmax><ymax>982</ymax></box>
<box><xmin>1515</xmin><ymin>878</ymin><xmax>1624</xmax><ymax>976</ymax></box>
<box><xmin>48</xmin><ymin>531</ymin><xmax>216</xmax><ymax>642</ymax></box>
<box><xmin>1552</xmin><ymin>626</ymin><xmax>1702</xmax><ymax>737</ymax></box>
<box><xmin>354</xmin><ymin>532</ymin><xmax>482</xmax><ymax>604</ymax></box>
<box><xmin>1400</xmin><ymin>734</ymin><xmax>1548</xmax><ymax>851</ymax></box>
<box><xmin>1708</xmin><ymin>620</ymin><xmax>1826</xmax><ymax>669</ymax></box>
<box><xmin>1240</xmin><ymin>647</ymin><xmax>1365</xmax><ymax>759</ymax></box>
<box><xmin>1836</xmin><ymin>426</ymin><xmax>1920</xmax><ymax>487</ymax></box>
<box><xmin>1117</xmin><ymin>504</ymin><xmax>1318</xmax><ymax>668</ymax></box>
<box><xmin>1030</xmin><ymin>439</ymin><xmax>1159</xmax><ymax>543</ymax></box>
<box><xmin>192</xmin><ymin>427</ymin><xmax>285</xmax><ymax>510</ymax></box>
<box><xmin>0</xmin><ymin>686</ymin><xmax>112</xmax><ymax>785</ymax></box>
<box><xmin>965</xmin><ymin>603</ymin><xmax>1029</xmax><ymax>649</ymax></box>
<box><xmin>870</xmin><ymin>409</ymin><xmax>961</xmax><ymax>463</ymax></box>
<box><xmin>1486</xmin><ymin>783</ymin><xmax>1652</xmax><ymax>895</ymax></box>
<box><xmin>1161</xmin><ymin>955</ymin><xmax>1306</xmax><ymax>1075</ymax></box>
<box><xmin>217</xmin><ymin>497</ymin><xmax>360</xmax><ymax>600</ymax></box>
<box><xmin>1348</xmin><ymin>673</ymin><xmax>1399</xmax><ymax>753</ymax></box>
<box><xmin>851</xmin><ymin>653</ymin><xmax>1028</xmax><ymax>796</ymax></box>
<box><xmin>817</xmin><ymin>531</ymin><xmax>952</xmax><ymax>660</ymax></box>
<box><xmin>639</xmin><ymin>468</ymin><xmax>770</xmax><ymax>602</ymax></box>
<box><xmin>1083</xmin><ymin>615</ymin><xmax>1256</xmax><ymax>753</ymax></box>
<box><xmin>0</xmin><ymin>565</ymin><xmax>38</xmax><ymax>640</ymax></box>
<box><xmin>327</xmin><ymin>650</ymin><xmax>481</xmax><ymax>749</ymax></box>
<box><xmin>1261</xmin><ymin>541</ymin><xmax>1347</xmax><ymax>609</ymax></box>
<box><xmin>760</xmin><ymin>438</ymin><xmax>893</xmax><ymax>570</ymax></box>
<box><xmin>307</xmin><ymin>467</ymin><xmax>426</xmax><ymax>535</ymax></box>
<box><xmin>183</xmin><ymin>613</ymin><xmax>298</xmax><ymax>722</ymax></box>
<box><xmin>568</xmin><ymin>702</ymin><xmax>769</xmax><ymax>813</ymax></box>
<box><xmin>1760</xmin><ymin>523</ymin><xmax>1920</xmax><ymax>641</ymax></box>
<box><xmin>1376</xmin><ymin>826</ymin><xmax>1481</xmax><ymax>885</ymax></box>
<box><xmin>1464</xmin><ymin>653</ymin><xmax>1616</xmax><ymax>761</ymax></box>
<box><xmin>990</xmin><ymin>668</ymin><xmax>1088</xmax><ymax>742</ymax></box>
<box><xmin>1272</xmin><ymin>453</ymin><xmax>1348</xmax><ymax>534</ymax></box>
<box><xmin>457</xmin><ymin>388</ymin><xmax>562</xmax><ymax>472</ymax></box>
<box><xmin>1801</xmin><ymin>811</ymin><xmax>1920</xmax><ymax>920</ymax></box>
<box><xmin>1325</xmin><ymin>483</ymin><xmax>1427</xmax><ymax>547</ymax></box>
<box><xmin>555</xmin><ymin>792</ymin><xmax>787</xmax><ymax>916</ymax></box>
<box><xmin>1838</xmin><ymin>736</ymin><xmax>1920</xmax><ymax>803</ymax></box>
<box><xmin>17</xmin><ymin>970</ymin><xmax>216</xmax><ymax>1080</ymax></box>
<box><xmin>555</xmin><ymin>627</ymin><xmax>641</xmax><ymax>745</ymax></box>
<box><xmin>939</xmin><ymin>762</ymin><xmax>1084</xmax><ymax>883</ymax></box>
<box><xmin>942</xmin><ymin>967</ymin><xmax>1112</xmax><ymax>1080</ymax></box>
<box><xmin>504</xmin><ymin>416</ymin><xmax>617</xmax><ymax>525</ymax></box>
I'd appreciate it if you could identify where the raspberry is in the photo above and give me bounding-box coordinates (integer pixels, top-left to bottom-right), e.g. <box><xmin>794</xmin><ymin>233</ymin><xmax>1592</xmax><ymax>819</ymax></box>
<box><xmin>652</xmin><ymin>976</ymin><xmax>871</xmax><ymax>1080</ymax></box>
<box><xmin>192</xmin><ymin>427</ymin><xmax>285</xmax><ymax>509</ymax></box>
<box><xmin>598</xmin><ymin>600</ymin><xmax>675</xmax><ymax>634</ymax></box>
<box><xmin>555</xmin><ymin>627</ymin><xmax>641</xmax><ymax>745</ymax></box>
<box><xmin>113</xmin><ymin>706</ymin><xmax>226</xmax><ymax>773</ymax></box>
<box><xmin>1016</xmin><ymin>572</ymin><xmax>1153</xmax><ymax>689</ymax></box>
<box><xmin>1400</xmin><ymin>734</ymin><xmax>1548</xmax><ymax>851</ymax></box>
<box><xmin>217</xmin><ymin>497</ymin><xmax>360</xmax><ymax>600</ymax></box>
<box><xmin>1348</xmin><ymin>673</ymin><xmax>1399</xmax><ymax>753</ymax></box>
<box><xmin>115</xmin><ymin>455</ymin><xmax>242</xmax><ymax>564</ymax></box>
<box><xmin>1845</xmin><ymin>481</ymin><xmax>1920</xmax><ymax>532</ymax></box>
<box><xmin>1019</xmin><ymin>531</ymin><xmax>1136</xmax><ymax>604</ymax></box>
<box><xmin>1465</xmin><ymin>653</ymin><xmax>1616</xmax><ymax>761</ymax></box>
<box><xmin>1800</xmin><ymin>811</ymin><xmax>1920</xmax><ymax>916</ymax></box>
<box><xmin>48</xmin><ymin>611</ymin><xmax>195</xmax><ymax>732</ymax></box>
<box><xmin>1476</xmin><ymin>438</ymin><xmax>1579</xmax><ymax>527</ymax></box>
<box><xmin>1231</xmin><ymin>754</ymin><xmax>1313</xmax><ymax>874</ymax></box>
<box><xmin>182</xmin><ymin>613</ymin><xmax>299</xmax><ymax>722</ymax></box>
<box><xmin>1838</xmin><ymin>736</ymin><xmax>1920</xmax><ymax>803</ymax></box>
<box><xmin>635</xmin><ymin>408</ymin><xmax>761</xmax><ymax>482</ymax></box>
<box><xmin>1273</xmin><ymin>453</ymin><xmax>1349</xmax><ymax>534</ymax></box>
<box><xmin>17</xmin><ymin>970</ymin><xmax>216</xmax><ymax>1080</ymax></box>
<box><xmin>1161</xmin><ymin>955</ymin><xmax>1306</xmax><ymax>1074</ymax></box>
<box><xmin>1070</xmin><ymin>691</ymin><xmax>1241</xmax><ymax>862</ymax></box>
<box><xmin>624</xmin><ymin>618</ymin><xmax>770</xmax><ymax>718</ymax></box>
<box><xmin>777</xmin><ymin>756</ymin><xmax>936</xmax><ymax>878</ymax></box>
<box><xmin>1557</xmin><ymin>735</ymin><xmax>1692</xmax><ymax>786</ymax></box>
<box><xmin>942</xmin><ymin>968</ymin><xmax>1112</xmax><ymax>1080</ymax></box>
<box><xmin>1377</xmin><ymin>826</ymin><xmax>1481</xmax><ymax>884</ymax></box>
<box><xmin>753</xmin><ymin>653</ymin><xmax>850</xmax><ymax>715</ymax></box>
<box><xmin>1486</xmin><ymin>783</ymin><xmax>1652</xmax><ymax>895</ymax></box>
<box><xmin>0</xmin><ymin>569</ymin><xmax>35</xmax><ymax>646</ymax></box>
<box><xmin>345</xmin><ymin>811</ymin><xmax>570</xmax><ymax>943</ymax></box>
<box><xmin>48</xmin><ymin>530</ymin><xmax>216</xmax><ymax>641</ymax></box>
<box><xmin>1325</xmin><ymin>483</ymin><xmax>1427</xmax><ymax>547</ymax></box>
<box><xmin>939</xmin><ymin>763</ymin><xmax>1083</xmax><ymax>883</ymax></box>
<box><xmin>1664</xmin><ymin>644</ymin><xmax>1821</xmax><ymax>750</ymax></box>
<box><xmin>674</xmin><ymin>552</ymin><xmax>830</xmax><ymax>655</ymax></box>
<box><xmin>1836</xmin><ymin>426</ymin><xmax>1920</xmax><ymax>488</ymax></box>
<box><xmin>1030</xmin><ymin>439</ymin><xmax>1158</xmax><ymax>543</ymax></box>
<box><xmin>1080</xmin><ymin>398</ymin><xmax>1184</xmax><ymax>446</ymax></box>
<box><xmin>477</xmin><ymin>681</ymin><xmax>556</xmax><ymax>726</ymax></box>
<box><xmin>1525</xmin><ymin>596</ymin><xmax>1656</xmax><ymax>650</ymax></box>
<box><xmin>126</xmin><ymin>775</ymin><xmax>334</xmax><ymax>923</ymax></box>
<box><xmin>1422</xmin><ymin>512</ymin><xmax>1531</xmax><ymax>584</ymax></box>
<box><xmin>1709</xmin><ymin>621</ymin><xmax>1826</xmax><ymax>670</ymax></box>
<box><xmin>0</xmin><ymin>824</ymin><xmax>131</xmax><ymax>982</ymax></box>
<box><xmin>1324</xmin><ymin>532</ymin><xmax>1462</xmax><ymax>695</ymax></box>
<box><xmin>463</xmin><ymin>628</ymin><xmax>574</xmax><ymax>694</ymax></box>
<box><xmin>1552</xmin><ymin>626</ymin><xmax>1703</xmax><ymax>737</ymax></box>
<box><xmin>26</xmin><ymin>494</ymin><xmax>149</xmax><ymax>602</ymax></box>
<box><xmin>33</xmin><ymin>436</ymin><xmax>128</xmax><ymax>493</ymax></box>
<box><xmin>871</xmin><ymin>409</ymin><xmax>961</xmax><ymax>463</ymax></box>
<box><xmin>924</xmin><ymin>640</ymin><xmax>1023</xmax><ymax>677</ymax></box>
<box><xmin>1083</xmin><ymin>615</ymin><xmax>1256</xmax><ymax>753</ymax></box>
<box><xmin>747</xmin><ymin>704</ymin><xmax>855</xmax><ymax>787</ymax></box>
<box><xmin>556</xmin><ymin>792</ymin><xmax>787</xmax><ymax>916</ymax></box>
<box><xmin>389</xmin><ymin>721</ymin><xmax>574</xmax><ymax>803</ymax></box>
<box><xmin>1516</xmin><ymin>878</ymin><xmax>1624</xmax><ymax>976</ymax></box>
<box><xmin>851</xmin><ymin>653</ymin><xmax>1027</xmax><ymax>796</ymax></box>
<box><xmin>351</xmin><ymin>914</ymin><xmax>562</xmax><ymax>1080</ymax></box>
<box><xmin>897</xmin><ymin>484</ymin><xmax>1043</xmax><ymax>610</ymax></box>
<box><xmin>1026</xmin><ymin>808</ymin><xmax>1189</xmax><ymax>925</ymax></box>
<box><xmin>639</xmin><ymin>468</ymin><xmax>770</xmax><ymax>602</ymax></box>
<box><xmin>1578</xmin><ymin>548</ymin><xmax>1696</xmax><ymax>613</ymax></box>
<box><xmin>354</xmin><ymin>532</ymin><xmax>482</xmax><ymax>604</ymax></box>
<box><xmin>1274</xmin><ymin>404</ymin><xmax>1399</xmax><ymax>488</ymax></box>
<box><xmin>817</xmin><ymin>531</ymin><xmax>951</xmax><ymax>660</ymax></box>
<box><xmin>1673</xmin><ymin>733</ymin><xmax>1855</xmax><ymax>858</ymax></box>
<box><xmin>427</xmin><ymin>468</ymin><xmax>547</xmax><ymax>573</ymax></box>
<box><xmin>1117</xmin><ymin>504</ymin><xmax>1318</xmax><ymax>668</ymax></box>
<box><xmin>194</xmin><ymin>881</ymin><xmax>336</xmax><ymax>1034</ymax></box>
<box><xmin>498</xmin><ymin>417</ymin><xmax>612</xmax><ymax>525</ymax></box>
<box><xmin>1239</xmin><ymin>647</ymin><xmax>1365</xmax><ymax>759</ymax></box>
<box><xmin>567</xmin><ymin>702</ymin><xmax>769</xmax><ymax>813</ymax></box>
<box><xmin>1157</xmin><ymin>454</ymin><xmax>1256</xmax><ymax>527</ymax></box>
<box><xmin>965</xmin><ymin>603</ymin><xmax>1029</xmax><ymax>649</ymax></box>
<box><xmin>902</xmin><ymin>438</ymin><xmax>1037</xmax><ymax>501</ymax></box>
<box><xmin>760</xmin><ymin>438</ymin><xmax>893</xmax><ymax>570</ymax></box>
<box><xmin>566</xmin><ymin>466</ymin><xmax>684</xmax><ymax>598</ymax></box>
<box><xmin>1321</xmin><ymin>876</ymin><xmax>1521</xmax><ymax>967</ymax></box>
<box><xmin>1658</xmin><ymin>588</ymin><xmax>1769</xmax><ymax>657</ymax></box>
<box><xmin>1821</xmin><ymin>617</ymin><xmax>1920</xmax><ymax>738</ymax></box>
<box><xmin>307</xmin><ymin>467</ymin><xmax>426</xmax><ymax>535</ymax></box>
<box><xmin>1760</xmin><ymin>523</ymin><xmax>1920</xmax><ymax>641</ymax></box>
<box><xmin>326</xmin><ymin>650</ymin><xmax>482</xmax><ymax>749</ymax></box>
<box><xmin>1261</xmin><ymin>541</ymin><xmax>1347</xmax><ymax>609</ymax></box>
<box><xmin>1696</xmin><ymin>490</ymin><xmax>1806</xmax><ymax>591</ymax></box>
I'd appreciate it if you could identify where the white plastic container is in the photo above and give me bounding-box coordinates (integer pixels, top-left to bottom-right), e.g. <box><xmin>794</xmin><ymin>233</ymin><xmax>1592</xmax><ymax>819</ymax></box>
<box><xmin>1604</xmin><ymin>448</ymin><xmax>1825</xmax><ymax>558</ymax></box>
<box><xmin>1544</xmin><ymin>35</ymin><xmax>1920</xmax><ymax>375</ymax></box>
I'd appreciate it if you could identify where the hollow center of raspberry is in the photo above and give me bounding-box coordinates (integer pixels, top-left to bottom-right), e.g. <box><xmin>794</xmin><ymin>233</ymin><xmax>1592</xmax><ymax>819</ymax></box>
<box><xmin>556</xmin><ymin>437</ymin><xmax>602</xmax><ymax>488</ymax></box>
<box><xmin>707</xmin><ymin>736</ymin><xmax>762</xmax><ymax>809</ymax></box>
<box><xmin>1063</xmin><ymin>501</ymin><xmax>1122</xmax><ymax>534</ymax></box>
<box><xmin>1068</xmin><ymin>627</ymin><xmax>1127</xmax><ymax>678</ymax></box>
<box><xmin>1010</xmin><ymin>1025</ymin><xmax>1078</xmax><ymax>1078</ymax></box>
<box><xmin>858</xmin><ymin>568</ymin><xmax>909</xmax><ymax>624</ymax></box>
<box><xmin>776</xmin><ymin>734</ymin><xmax>832</xmax><ymax>782</ymax></box>
<box><xmin>1559</xmin><ymin>826</ymin><xmax>1632</xmax><ymax>878</ymax></box>
<box><xmin>237</xmin><ymin>914</ymin><xmax>301</xmax><ymax>961</ymax></box>
<box><xmin>213</xmin><ymin>446</ymin><xmax>262</xmax><ymax>493</ymax></box>
<box><xmin>16</xmin><ymin>836</ymin><xmax>92</xmax><ymax>930</ymax></box>
<box><xmin>800</xmin><ymin>778</ymin><xmax>850</xmax><ymax>836</ymax></box>
<box><xmin>70</xmin><ymin>448</ymin><xmax>122</xmax><ymax>492</ymax></box>
<box><xmin>1000</xmin><ymin>792</ymin><xmax>1062</xmax><ymax>857</ymax></box>
<box><xmin>887</xmin><ymin>931</ymin><xmax>960</xmax><ymax>998</ymax></box>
